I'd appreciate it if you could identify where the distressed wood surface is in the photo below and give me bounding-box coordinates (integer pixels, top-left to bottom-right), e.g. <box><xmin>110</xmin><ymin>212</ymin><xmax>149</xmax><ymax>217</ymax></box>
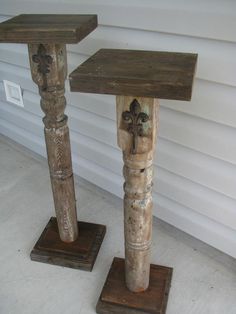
<box><xmin>0</xmin><ymin>14</ymin><xmax>97</xmax><ymax>43</ymax></box>
<box><xmin>31</xmin><ymin>217</ymin><xmax>106</xmax><ymax>271</ymax></box>
<box><xmin>69</xmin><ymin>49</ymin><xmax>197</xmax><ymax>100</ymax></box>
<box><xmin>96</xmin><ymin>257</ymin><xmax>173</xmax><ymax>314</ymax></box>
<box><xmin>28</xmin><ymin>43</ymin><xmax>78</xmax><ymax>243</ymax></box>
<box><xmin>117</xmin><ymin>96</ymin><xmax>159</xmax><ymax>292</ymax></box>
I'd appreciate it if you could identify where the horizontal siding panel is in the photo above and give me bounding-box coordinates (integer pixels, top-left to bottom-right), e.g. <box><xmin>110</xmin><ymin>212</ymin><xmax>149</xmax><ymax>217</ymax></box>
<box><xmin>0</xmin><ymin>99</ymin><xmax>120</xmax><ymax>169</ymax></box>
<box><xmin>68</xmin><ymin>91</ymin><xmax>116</xmax><ymax>121</ymax></box>
<box><xmin>72</xmin><ymin>137</ymin><xmax>236</xmax><ymax>231</ymax></box>
<box><xmin>71</xmin><ymin>136</ymin><xmax>236</xmax><ymax>231</ymax></box>
<box><xmin>1</xmin><ymin>68</ymin><xmax>236</xmax><ymax>167</ymax></box>
<box><xmin>0</xmin><ymin>61</ymin><xmax>36</xmax><ymax>93</ymax></box>
<box><xmin>74</xmin><ymin>134</ymin><xmax>236</xmax><ymax>230</ymax></box>
<box><xmin>1</xmin><ymin>97</ymin><xmax>236</xmax><ymax>200</ymax></box>
<box><xmin>0</xmin><ymin>117</ymin><xmax>123</xmax><ymax>195</ymax></box>
<box><xmin>1</xmin><ymin>3</ymin><xmax>236</xmax><ymax>258</ymax></box>
<box><xmin>0</xmin><ymin>85</ymin><xmax>116</xmax><ymax>123</ymax></box>
<box><xmin>154</xmin><ymin>168</ymin><xmax>236</xmax><ymax>230</ymax></box>
<box><xmin>72</xmin><ymin>142</ymin><xmax>236</xmax><ymax>231</ymax></box>
<box><xmin>72</xmin><ymin>153</ymin><xmax>123</xmax><ymax>197</ymax></box>
<box><xmin>68</xmin><ymin>105</ymin><xmax>117</xmax><ymax>146</ymax></box>
<box><xmin>1</xmin><ymin>40</ymin><xmax>235</xmax><ymax>129</ymax></box>
<box><xmin>69</xmin><ymin>104</ymin><xmax>236</xmax><ymax>167</ymax></box>
<box><xmin>0</xmin><ymin>1</ymin><xmax>236</xmax><ymax>42</ymax></box>
<box><xmin>1</xmin><ymin>117</ymin><xmax>236</xmax><ymax>259</ymax></box>
<box><xmin>161</xmin><ymin>80</ymin><xmax>236</xmax><ymax>129</ymax></box>
<box><xmin>1</xmin><ymin>101</ymin><xmax>236</xmax><ymax>232</ymax></box>
<box><xmin>0</xmin><ymin>97</ymin><xmax>118</xmax><ymax>148</ymax></box>
<box><xmin>1</xmin><ymin>26</ymin><xmax>236</xmax><ymax>87</ymax></box>
<box><xmin>154</xmin><ymin>193</ymin><xmax>236</xmax><ymax>259</ymax></box>
<box><xmin>1</xmin><ymin>58</ymin><xmax>236</xmax><ymax>135</ymax></box>
<box><xmin>0</xmin><ymin>89</ymin><xmax>43</xmax><ymax>118</ymax></box>
<box><xmin>3</xmin><ymin>75</ymin><xmax>235</xmax><ymax>133</ymax></box>
<box><xmin>157</xmin><ymin>140</ymin><xmax>236</xmax><ymax>200</ymax></box>
<box><xmin>1</xmin><ymin>117</ymin><xmax>236</xmax><ymax>258</ymax></box>
<box><xmin>160</xmin><ymin>107</ymin><xmax>236</xmax><ymax>165</ymax></box>
<box><xmin>70</xmin><ymin>132</ymin><xmax>121</xmax><ymax>176</ymax></box>
<box><xmin>0</xmin><ymin>118</ymin><xmax>45</xmax><ymax>157</ymax></box>
<box><xmin>1</xmin><ymin>113</ymin><xmax>236</xmax><ymax>236</ymax></box>
<box><xmin>0</xmin><ymin>43</ymin><xmax>86</xmax><ymax>73</ymax></box>
<box><xmin>0</xmin><ymin>43</ymin><xmax>29</xmax><ymax>68</ymax></box>
<box><xmin>72</xmin><ymin>103</ymin><xmax>236</xmax><ymax>168</ymax></box>
<box><xmin>0</xmin><ymin>101</ymin><xmax>43</xmax><ymax>135</ymax></box>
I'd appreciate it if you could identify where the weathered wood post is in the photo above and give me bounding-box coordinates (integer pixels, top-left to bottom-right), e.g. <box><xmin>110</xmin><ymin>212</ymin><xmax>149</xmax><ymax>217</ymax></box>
<box><xmin>70</xmin><ymin>48</ymin><xmax>197</xmax><ymax>313</ymax></box>
<box><xmin>29</xmin><ymin>43</ymin><xmax>78</xmax><ymax>243</ymax></box>
<box><xmin>0</xmin><ymin>15</ymin><xmax>106</xmax><ymax>271</ymax></box>
<box><xmin>117</xmin><ymin>96</ymin><xmax>159</xmax><ymax>292</ymax></box>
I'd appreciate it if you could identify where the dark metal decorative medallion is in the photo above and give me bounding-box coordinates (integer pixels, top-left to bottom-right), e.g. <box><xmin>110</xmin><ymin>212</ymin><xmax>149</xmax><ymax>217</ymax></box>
<box><xmin>32</xmin><ymin>44</ymin><xmax>53</xmax><ymax>75</ymax></box>
<box><xmin>122</xmin><ymin>99</ymin><xmax>149</xmax><ymax>154</ymax></box>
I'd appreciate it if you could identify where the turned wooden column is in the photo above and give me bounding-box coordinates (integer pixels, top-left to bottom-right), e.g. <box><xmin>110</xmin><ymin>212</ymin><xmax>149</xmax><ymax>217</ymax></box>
<box><xmin>117</xmin><ymin>96</ymin><xmax>159</xmax><ymax>292</ymax></box>
<box><xmin>0</xmin><ymin>15</ymin><xmax>106</xmax><ymax>271</ymax></box>
<box><xmin>70</xmin><ymin>48</ymin><xmax>197</xmax><ymax>313</ymax></box>
<box><xmin>28</xmin><ymin>43</ymin><xmax>78</xmax><ymax>242</ymax></box>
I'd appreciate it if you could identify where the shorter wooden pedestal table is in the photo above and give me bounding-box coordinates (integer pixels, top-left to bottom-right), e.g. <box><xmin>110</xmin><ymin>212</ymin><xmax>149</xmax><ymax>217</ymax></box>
<box><xmin>0</xmin><ymin>15</ymin><xmax>106</xmax><ymax>271</ymax></box>
<box><xmin>70</xmin><ymin>49</ymin><xmax>197</xmax><ymax>313</ymax></box>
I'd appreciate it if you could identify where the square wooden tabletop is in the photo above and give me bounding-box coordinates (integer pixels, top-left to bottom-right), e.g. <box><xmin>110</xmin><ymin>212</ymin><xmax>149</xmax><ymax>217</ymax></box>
<box><xmin>70</xmin><ymin>49</ymin><xmax>198</xmax><ymax>100</ymax></box>
<box><xmin>0</xmin><ymin>14</ymin><xmax>97</xmax><ymax>44</ymax></box>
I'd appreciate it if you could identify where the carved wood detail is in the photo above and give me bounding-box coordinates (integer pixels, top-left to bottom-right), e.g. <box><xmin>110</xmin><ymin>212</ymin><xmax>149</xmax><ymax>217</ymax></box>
<box><xmin>32</xmin><ymin>44</ymin><xmax>53</xmax><ymax>74</ymax></box>
<box><xmin>28</xmin><ymin>43</ymin><xmax>78</xmax><ymax>243</ymax></box>
<box><xmin>122</xmin><ymin>99</ymin><xmax>149</xmax><ymax>154</ymax></box>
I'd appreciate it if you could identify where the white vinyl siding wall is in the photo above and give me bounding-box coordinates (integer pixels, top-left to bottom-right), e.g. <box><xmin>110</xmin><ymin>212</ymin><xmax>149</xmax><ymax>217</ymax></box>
<box><xmin>0</xmin><ymin>0</ymin><xmax>236</xmax><ymax>258</ymax></box>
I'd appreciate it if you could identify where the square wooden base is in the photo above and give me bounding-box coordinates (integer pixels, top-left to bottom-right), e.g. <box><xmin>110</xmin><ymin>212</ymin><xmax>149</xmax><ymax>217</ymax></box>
<box><xmin>96</xmin><ymin>257</ymin><xmax>173</xmax><ymax>314</ymax></box>
<box><xmin>30</xmin><ymin>217</ymin><xmax>106</xmax><ymax>271</ymax></box>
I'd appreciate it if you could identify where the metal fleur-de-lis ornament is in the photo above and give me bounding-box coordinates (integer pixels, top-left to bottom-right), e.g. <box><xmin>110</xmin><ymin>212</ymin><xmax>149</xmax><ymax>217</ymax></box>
<box><xmin>32</xmin><ymin>44</ymin><xmax>53</xmax><ymax>89</ymax></box>
<box><xmin>122</xmin><ymin>99</ymin><xmax>149</xmax><ymax>154</ymax></box>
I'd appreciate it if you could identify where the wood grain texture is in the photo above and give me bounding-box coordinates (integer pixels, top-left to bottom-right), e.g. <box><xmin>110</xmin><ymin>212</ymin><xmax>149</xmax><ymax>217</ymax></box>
<box><xmin>28</xmin><ymin>43</ymin><xmax>78</xmax><ymax>242</ymax></box>
<box><xmin>31</xmin><ymin>217</ymin><xmax>106</xmax><ymax>271</ymax></box>
<box><xmin>0</xmin><ymin>14</ymin><xmax>97</xmax><ymax>43</ymax></box>
<box><xmin>117</xmin><ymin>96</ymin><xmax>159</xmax><ymax>292</ymax></box>
<box><xmin>96</xmin><ymin>257</ymin><xmax>173</xmax><ymax>314</ymax></box>
<box><xmin>69</xmin><ymin>49</ymin><xmax>198</xmax><ymax>100</ymax></box>
<box><xmin>1</xmin><ymin>0</ymin><xmax>235</xmax><ymax>261</ymax></box>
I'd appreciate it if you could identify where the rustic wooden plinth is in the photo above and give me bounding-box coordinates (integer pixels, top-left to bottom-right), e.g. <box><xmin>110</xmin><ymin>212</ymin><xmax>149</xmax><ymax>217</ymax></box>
<box><xmin>70</xmin><ymin>48</ymin><xmax>197</xmax><ymax>310</ymax></box>
<box><xmin>0</xmin><ymin>15</ymin><xmax>107</xmax><ymax>268</ymax></box>
<box><xmin>31</xmin><ymin>217</ymin><xmax>106</xmax><ymax>271</ymax></box>
<box><xmin>96</xmin><ymin>257</ymin><xmax>173</xmax><ymax>314</ymax></box>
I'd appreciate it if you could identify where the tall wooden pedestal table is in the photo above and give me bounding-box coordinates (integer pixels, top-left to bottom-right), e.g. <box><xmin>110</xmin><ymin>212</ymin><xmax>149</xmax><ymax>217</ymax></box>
<box><xmin>70</xmin><ymin>49</ymin><xmax>197</xmax><ymax>312</ymax></box>
<box><xmin>0</xmin><ymin>15</ymin><xmax>106</xmax><ymax>271</ymax></box>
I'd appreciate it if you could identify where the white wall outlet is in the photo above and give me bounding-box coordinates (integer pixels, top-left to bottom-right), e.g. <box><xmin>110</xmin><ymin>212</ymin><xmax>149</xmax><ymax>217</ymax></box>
<box><xmin>3</xmin><ymin>80</ymin><xmax>24</xmax><ymax>107</ymax></box>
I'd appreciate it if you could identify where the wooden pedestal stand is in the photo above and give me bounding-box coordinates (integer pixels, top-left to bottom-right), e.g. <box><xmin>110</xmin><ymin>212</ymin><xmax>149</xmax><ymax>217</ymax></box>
<box><xmin>70</xmin><ymin>49</ymin><xmax>197</xmax><ymax>312</ymax></box>
<box><xmin>0</xmin><ymin>15</ymin><xmax>106</xmax><ymax>271</ymax></box>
